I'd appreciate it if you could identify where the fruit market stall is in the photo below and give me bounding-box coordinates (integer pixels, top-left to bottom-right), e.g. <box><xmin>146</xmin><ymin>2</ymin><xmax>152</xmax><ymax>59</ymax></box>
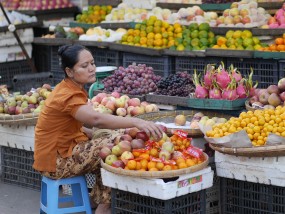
<box><xmin>2</xmin><ymin>0</ymin><xmax>285</xmax><ymax>213</ymax></box>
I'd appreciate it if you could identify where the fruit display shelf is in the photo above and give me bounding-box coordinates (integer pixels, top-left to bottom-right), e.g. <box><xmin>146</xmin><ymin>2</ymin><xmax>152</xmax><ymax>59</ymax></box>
<box><xmin>88</xmin><ymin>0</ymin><xmax>122</xmax><ymax>7</ymax></box>
<box><xmin>109</xmin><ymin>43</ymin><xmax>163</xmax><ymax>56</ymax></box>
<box><xmin>211</xmin><ymin>27</ymin><xmax>285</xmax><ymax>37</ymax></box>
<box><xmin>69</xmin><ymin>21</ymin><xmax>134</xmax><ymax>31</ymax></box>
<box><xmin>206</xmin><ymin>49</ymin><xmax>254</xmax><ymax>58</ymax></box>
<box><xmin>0</xmin><ymin>21</ymin><xmax>42</xmax><ymax>33</ymax></box>
<box><xmin>254</xmin><ymin>51</ymin><xmax>285</xmax><ymax>60</ymax></box>
<box><xmin>156</xmin><ymin>2</ymin><xmax>231</xmax><ymax>11</ymax></box>
<box><xmin>187</xmin><ymin>98</ymin><xmax>247</xmax><ymax>110</ymax></box>
<box><xmin>145</xmin><ymin>94</ymin><xmax>189</xmax><ymax>107</ymax></box>
<box><xmin>162</xmin><ymin>49</ymin><xmax>206</xmax><ymax>57</ymax></box>
<box><xmin>16</xmin><ymin>7</ymin><xmax>79</xmax><ymax>21</ymax></box>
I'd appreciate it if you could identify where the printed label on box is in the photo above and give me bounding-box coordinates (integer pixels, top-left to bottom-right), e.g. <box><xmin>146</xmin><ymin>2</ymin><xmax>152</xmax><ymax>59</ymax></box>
<box><xmin>178</xmin><ymin>175</ymin><xmax>202</xmax><ymax>188</ymax></box>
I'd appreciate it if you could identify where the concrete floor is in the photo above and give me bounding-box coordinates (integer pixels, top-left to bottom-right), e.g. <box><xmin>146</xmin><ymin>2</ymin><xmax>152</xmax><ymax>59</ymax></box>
<box><xmin>0</xmin><ymin>181</ymin><xmax>40</xmax><ymax>214</ymax></box>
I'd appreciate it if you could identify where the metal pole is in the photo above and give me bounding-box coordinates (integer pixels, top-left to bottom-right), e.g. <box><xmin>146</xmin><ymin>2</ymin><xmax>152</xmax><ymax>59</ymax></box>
<box><xmin>0</xmin><ymin>2</ymin><xmax>37</xmax><ymax>73</ymax></box>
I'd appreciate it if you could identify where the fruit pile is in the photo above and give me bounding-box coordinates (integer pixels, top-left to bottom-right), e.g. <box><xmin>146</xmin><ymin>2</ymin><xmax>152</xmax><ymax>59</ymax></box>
<box><xmin>212</xmin><ymin>30</ymin><xmax>263</xmax><ymax>50</ymax></box>
<box><xmin>44</xmin><ymin>26</ymin><xmax>85</xmax><ymax>39</ymax></box>
<box><xmin>216</xmin><ymin>1</ymin><xmax>269</xmax><ymax>28</ymax></box>
<box><xmin>0</xmin><ymin>84</ymin><xmax>52</xmax><ymax>115</ymax></box>
<box><xmin>120</xmin><ymin>16</ymin><xmax>176</xmax><ymax>48</ymax></box>
<box><xmin>100</xmin><ymin>128</ymin><xmax>205</xmax><ymax>171</ymax></box>
<box><xmin>76</xmin><ymin>5</ymin><xmax>113</xmax><ymax>24</ymax></box>
<box><xmin>155</xmin><ymin>72</ymin><xmax>195</xmax><ymax>97</ymax></box>
<box><xmin>193</xmin><ymin>62</ymin><xmax>257</xmax><ymax>100</ymax></box>
<box><xmin>169</xmin><ymin>23</ymin><xmax>216</xmax><ymax>51</ymax></box>
<box><xmin>249</xmin><ymin>78</ymin><xmax>285</xmax><ymax>110</ymax></box>
<box><xmin>91</xmin><ymin>92</ymin><xmax>159</xmax><ymax>116</ymax></box>
<box><xmin>102</xmin><ymin>64</ymin><xmax>161</xmax><ymax>95</ymax></box>
<box><xmin>267</xmin><ymin>2</ymin><xmax>285</xmax><ymax>28</ymax></box>
<box><xmin>206</xmin><ymin>106</ymin><xmax>285</xmax><ymax>146</ymax></box>
<box><xmin>258</xmin><ymin>34</ymin><xmax>285</xmax><ymax>52</ymax></box>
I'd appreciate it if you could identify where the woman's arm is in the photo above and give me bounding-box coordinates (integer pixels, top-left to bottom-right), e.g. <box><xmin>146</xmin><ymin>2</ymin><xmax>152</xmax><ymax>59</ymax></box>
<box><xmin>74</xmin><ymin>104</ymin><xmax>163</xmax><ymax>140</ymax></box>
<box><xmin>82</xmin><ymin>126</ymin><xmax>93</xmax><ymax>139</ymax></box>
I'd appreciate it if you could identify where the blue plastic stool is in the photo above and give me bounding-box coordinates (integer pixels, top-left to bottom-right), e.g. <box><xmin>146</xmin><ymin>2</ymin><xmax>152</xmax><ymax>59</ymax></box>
<box><xmin>40</xmin><ymin>175</ymin><xmax>92</xmax><ymax>214</ymax></box>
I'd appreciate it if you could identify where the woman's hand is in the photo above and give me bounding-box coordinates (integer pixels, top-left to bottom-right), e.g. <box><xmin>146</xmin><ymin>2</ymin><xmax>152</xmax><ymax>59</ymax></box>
<box><xmin>135</xmin><ymin>120</ymin><xmax>164</xmax><ymax>141</ymax></box>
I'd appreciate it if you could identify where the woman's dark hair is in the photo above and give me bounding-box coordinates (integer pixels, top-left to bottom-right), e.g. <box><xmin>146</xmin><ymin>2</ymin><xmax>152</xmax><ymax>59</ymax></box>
<box><xmin>58</xmin><ymin>44</ymin><xmax>91</xmax><ymax>77</ymax></box>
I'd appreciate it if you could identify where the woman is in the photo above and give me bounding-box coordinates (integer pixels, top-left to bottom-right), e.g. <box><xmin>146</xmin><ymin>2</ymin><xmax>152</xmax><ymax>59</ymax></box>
<box><xmin>33</xmin><ymin>44</ymin><xmax>163</xmax><ymax>214</ymax></box>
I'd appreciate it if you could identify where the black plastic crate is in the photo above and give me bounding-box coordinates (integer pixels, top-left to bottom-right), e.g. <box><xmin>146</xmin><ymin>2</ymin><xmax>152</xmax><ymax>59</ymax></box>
<box><xmin>123</xmin><ymin>52</ymin><xmax>174</xmax><ymax>78</ymax></box>
<box><xmin>89</xmin><ymin>47</ymin><xmax>122</xmax><ymax>67</ymax></box>
<box><xmin>1</xmin><ymin>146</ymin><xmax>41</xmax><ymax>190</ymax></box>
<box><xmin>32</xmin><ymin>44</ymin><xmax>52</xmax><ymax>72</ymax></box>
<box><xmin>12</xmin><ymin>72</ymin><xmax>54</xmax><ymax>93</ymax></box>
<box><xmin>220</xmin><ymin>177</ymin><xmax>285</xmax><ymax>214</ymax></box>
<box><xmin>279</xmin><ymin>60</ymin><xmax>285</xmax><ymax>80</ymax></box>
<box><xmin>111</xmin><ymin>188</ymin><xmax>206</xmax><ymax>214</ymax></box>
<box><xmin>226</xmin><ymin>58</ymin><xmax>279</xmax><ymax>88</ymax></box>
<box><xmin>175</xmin><ymin>56</ymin><xmax>224</xmax><ymax>75</ymax></box>
<box><xmin>206</xmin><ymin>162</ymin><xmax>220</xmax><ymax>214</ymax></box>
<box><xmin>0</xmin><ymin>60</ymin><xmax>32</xmax><ymax>89</ymax></box>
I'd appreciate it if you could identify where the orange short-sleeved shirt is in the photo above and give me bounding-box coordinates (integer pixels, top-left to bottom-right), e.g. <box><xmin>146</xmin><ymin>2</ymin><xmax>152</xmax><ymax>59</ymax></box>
<box><xmin>33</xmin><ymin>78</ymin><xmax>89</xmax><ymax>172</ymax></box>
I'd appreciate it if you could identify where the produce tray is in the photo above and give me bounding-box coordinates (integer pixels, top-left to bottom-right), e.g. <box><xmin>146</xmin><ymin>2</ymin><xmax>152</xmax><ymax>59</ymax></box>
<box><xmin>145</xmin><ymin>94</ymin><xmax>189</xmax><ymax>107</ymax></box>
<box><xmin>109</xmin><ymin>43</ymin><xmax>163</xmax><ymax>56</ymax></box>
<box><xmin>33</xmin><ymin>37</ymin><xmax>74</xmax><ymax>45</ymax></box>
<box><xmin>254</xmin><ymin>51</ymin><xmax>285</xmax><ymax>60</ymax></box>
<box><xmin>69</xmin><ymin>21</ymin><xmax>134</xmax><ymax>30</ymax></box>
<box><xmin>101</xmin><ymin>152</ymin><xmax>209</xmax><ymax>178</ymax></box>
<box><xmin>163</xmin><ymin>49</ymin><xmax>206</xmax><ymax>57</ymax></box>
<box><xmin>187</xmin><ymin>98</ymin><xmax>247</xmax><ymax>110</ymax></box>
<box><xmin>244</xmin><ymin>100</ymin><xmax>256</xmax><ymax>111</ymax></box>
<box><xmin>206</xmin><ymin>48</ymin><xmax>254</xmax><ymax>58</ymax></box>
<box><xmin>0</xmin><ymin>21</ymin><xmax>42</xmax><ymax>33</ymax></box>
<box><xmin>136</xmin><ymin>110</ymin><xmax>232</xmax><ymax>137</ymax></box>
<box><xmin>92</xmin><ymin>89</ymin><xmax>146</xmax><ymax>101</ymax></box>
<box><xmin>210</xmin><ymin>143</ymin><xmax>285</xmax><ymax>157</ymax></box>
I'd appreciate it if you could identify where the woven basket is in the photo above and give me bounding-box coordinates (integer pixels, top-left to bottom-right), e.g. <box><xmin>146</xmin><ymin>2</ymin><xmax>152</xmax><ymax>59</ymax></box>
<box><xmin>245</xmin><ymin>100</ymin><xmax>257</xmax><ymax>111</ymax></box>
<box><xmin>210</xmin><ymin>143</ymin><xmax>285</xmax><ymax>157</ymax></box>
<box><xmin>136</xmin><ymin>110</ymin><xmax>232</xmax><ymax>137</ymax></box>
<box><xmin>0</xmin><ymin>112</ymin><xmax>39</xmax><ymax>126</ymax></box>
<box><xmin>101</xmin><ymin>152</ymin><xmax>209</xmax><ymax>179</ymax></box>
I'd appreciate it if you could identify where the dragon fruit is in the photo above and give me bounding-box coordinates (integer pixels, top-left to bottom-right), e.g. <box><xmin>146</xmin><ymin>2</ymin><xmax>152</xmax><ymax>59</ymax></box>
<box><xmin>216</xmin><ymin>62</ymin><xmax>231</xmax><ymax>89</ymax></box>
<box><xmin>193</xmin><ymin>69</ymin><xmax>208</xmax><ymax>99</ymax></box>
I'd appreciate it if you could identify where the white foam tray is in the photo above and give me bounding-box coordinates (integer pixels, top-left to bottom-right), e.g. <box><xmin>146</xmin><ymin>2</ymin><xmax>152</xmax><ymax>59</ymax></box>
<box><xmin>0</xmin><ymin>28</ymin><xmax>34</xmax><ymax>46</ymax></box>
<box><xmin>215</xmin><ymin>151</ymin><xmax>285</xmax><ymax>187</ymax></box>
<box><xmin>101</xmin><ymin>166</ymin><xmax>213</xmax><ymax>200</ymax></box>
<box><xmin>0</xmin><ymin>124</ymin><xmax>35</xmax><ymax>151</ymax></box>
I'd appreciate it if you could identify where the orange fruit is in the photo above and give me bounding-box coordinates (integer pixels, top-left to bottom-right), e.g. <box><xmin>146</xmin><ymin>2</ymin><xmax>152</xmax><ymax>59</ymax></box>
<box><xmin>275</xmin><ymin>38</ymin><xmax>284</xmax><ymax>45</ymax></box>
<box><xmin>139</xmin><ymin>153</ymin><xmax>150</xmax><ymax>161</ymax></box>
<box><xmin>186</xmin><ymin>159</ymin><xmax>196</xmax><ymax>167</ymax></box>
<box><xmin>140</xmin><ymin>159</ymin><xmax>148</xmax><ymax>170</ymax></box>
<box><xmin>149</xmin><ymin>148</ymin><xmax>159</xmax><ymax>158</ymax></box>
<box><xmin>135</xmin><ymin>162</ymin><xmax>142</xmax><ymax>170</ymax></box>
<box><xmin>147</xmin><ymin>161</ymin><xmax>156</xmax><ymax>170</ymax></box>
<box><xmin>126</xmin><ymin>160</ymin><xmax>137</xmax><ymax>170</ymax></box>
<box><xmin>178</xmin><ymin>162</ymin><xmax>188</xmax><ymax>169</ymax></box>
<box><xmin>156</xmin><ymin>162</ymin><xmax>164</xmax><ymax>170</ymax></box>
<box><xmin>132</xmin><ymin>151</ymin><xmax>141</xmax><ymax>158</ymax></box>
<box><xmin>162</xmin><ymin>165</ymin><xmax>172</xmax><ymax>171</ymax></box>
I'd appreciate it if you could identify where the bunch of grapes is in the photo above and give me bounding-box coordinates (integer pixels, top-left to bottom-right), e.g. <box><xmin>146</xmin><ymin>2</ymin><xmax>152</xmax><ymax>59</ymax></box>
<box><xmin>156</xmin><ymin>72</ymin><xmax>195</xmax><ymax>97</ymax></box>
<box><xmin>102</xmin><ymin>64</ymin><xmax>162</xmax><ymax>95</ymax></box>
